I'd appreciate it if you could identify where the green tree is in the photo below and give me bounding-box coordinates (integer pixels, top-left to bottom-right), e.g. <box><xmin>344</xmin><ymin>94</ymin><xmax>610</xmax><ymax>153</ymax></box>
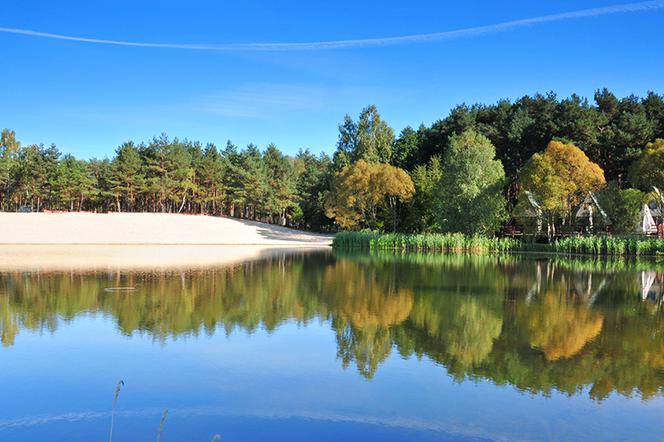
<box><xmin>391</xmin><ymin>126</ymin><xmax>420</xmax><ymax>170</ymax></box>
<box><xmin>294</xmin><ymin>149</ymin><xmax>332</xmax><ymax>231</ymax></box>
<box><xmin>240</xmin><ymin>144</ymin><xmax>269</xmax><ymax>219</ymax></box>
<box><xmin>332</xmin><ymin>105</ymin><xmax>394</xmax><ymax>166</ymax></box>
<box><xmin>404</xmin><ymin>155</ymin><xmax>443</xmax><ymax>232</ymax></box>
<box><xmin>198</xmin><ymin>143</ymin><xmax>226</xmax><ymax>215</ymax></box>
<box><xmin>630</xmin><ymin>139</ymin><xmax>664</xmax><ymax>192</ymax></box>
<box><xmin>598</xmin><ymin>184</ymin><xmax>646</xmax><ymax>234</ymax></box>
<box><xmin>0</xmin><ymin>129</ymin><xmax>20</xmax><ymax>210</ymax></box>
<box><xmin>110</xmin><ymin>142</ymin><xmax>144</xmax><ymax>212</ymax></box>
<box><xmin>436</xmin><ymin>130</ymin><xmax>508</xmax><ymax>235</ymax></box>
<box><xmin>263</xmin><ymin>143</ymin><xmax>297</xmax><ymax>225</ymax></box>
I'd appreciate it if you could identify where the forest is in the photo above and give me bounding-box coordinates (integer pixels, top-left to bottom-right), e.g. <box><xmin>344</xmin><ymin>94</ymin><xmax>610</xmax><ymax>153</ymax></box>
<box><xmin>1</xmin><ymin>88</ymin><xmax>663</xmax><ymax>235</ymax></box>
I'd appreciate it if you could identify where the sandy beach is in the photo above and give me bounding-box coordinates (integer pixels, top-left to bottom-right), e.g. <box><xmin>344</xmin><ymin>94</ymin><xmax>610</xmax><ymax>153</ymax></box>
<box><xmin>0</xmin><ymin>213</ymin><xmax>332</xmax><ymax>271</ymax></box>
<box><xmin>0</xmin><ymin>212</ymin><xmax>333</xmax><ymax>246</ymax></box>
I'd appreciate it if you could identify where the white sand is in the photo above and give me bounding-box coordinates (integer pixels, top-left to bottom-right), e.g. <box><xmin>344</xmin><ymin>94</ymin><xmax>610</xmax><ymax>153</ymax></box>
<box><xmin>0</xmin><ymin>212</ymin><xmax>333</xmax><ymax>246</ymax></box>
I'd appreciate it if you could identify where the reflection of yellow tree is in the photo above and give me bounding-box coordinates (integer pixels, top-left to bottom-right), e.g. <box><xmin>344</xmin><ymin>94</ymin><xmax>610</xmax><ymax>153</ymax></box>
<box><xmin>336</xmin><ymin>288</ymin><xmax>413</xmax><ymax>329</ymax></box>
<box><xmin>322</xmin><ymin>260</ymin><xmax>414</xmax><ymax>378</ymax></box>
<box><xmin>522</xmin><ymin>292</ymin><xmax>604</xmax><ymax>361</ymax></box>
<box><xmin>322</xmin><ymin>261</ymin><xmax>413</xmax><ymax>328</ymax></box>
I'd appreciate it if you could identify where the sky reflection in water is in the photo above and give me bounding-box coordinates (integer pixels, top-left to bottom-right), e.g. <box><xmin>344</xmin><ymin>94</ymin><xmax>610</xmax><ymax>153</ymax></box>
<box><xmin>1</xmin><ymin>250</ymin><xmax>663</xmax><ymax>441</ymax></box>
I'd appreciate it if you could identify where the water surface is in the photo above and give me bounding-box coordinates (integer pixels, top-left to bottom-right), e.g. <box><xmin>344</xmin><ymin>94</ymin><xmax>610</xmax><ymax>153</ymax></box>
<box><xmin>1</xmin><ymin>250</ymin><xmax>663</xmax><ymax>441</ymax></box>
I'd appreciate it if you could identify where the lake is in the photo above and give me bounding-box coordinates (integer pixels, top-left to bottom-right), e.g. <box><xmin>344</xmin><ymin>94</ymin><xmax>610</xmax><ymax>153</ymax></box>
<box><xmin>1</xmin><ymin>249</ymin><xmax>663</xmax><ymax>441</ymax></box>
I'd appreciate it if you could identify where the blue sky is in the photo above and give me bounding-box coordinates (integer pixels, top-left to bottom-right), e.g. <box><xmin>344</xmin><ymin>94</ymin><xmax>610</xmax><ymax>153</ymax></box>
<box><xmin>1</xmin><ymin>0</ymin><xmax>663</xmax><ymax>159</ymax></box>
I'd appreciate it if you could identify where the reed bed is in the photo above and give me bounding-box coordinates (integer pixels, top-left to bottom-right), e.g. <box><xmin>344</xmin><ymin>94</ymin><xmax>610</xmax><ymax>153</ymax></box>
<box><xmin>552</xmin><ymin>236</ymin><xmax>664</xmax><ymax>256</ymax></box>
<box><xmin>333</xmin><ymin>231</ymin><xmax>518</xmax><ymax>253</ymax></box>
<box><xmin>333</xmin><ymin>231</ymin><xmax>664</xmax><ymax>257</ymax></box>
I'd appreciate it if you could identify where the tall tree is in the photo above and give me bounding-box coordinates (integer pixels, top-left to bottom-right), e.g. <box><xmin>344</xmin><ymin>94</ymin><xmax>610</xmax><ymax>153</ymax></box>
<box><xmin>325</xmin><ymin>160</ymin><xmax>414</xmax><ymax>230</ymax></box>
<box><xmin>436</xmin><ymin>130</ymin><xmax>508</xmax><ymax>235</ymax></box>
<box><xmin>517</xmin><ymin>140</ymin><xmax>606</xmax><ymax>237</ymax></box>
<box><xmin>391</xmin><ymin>126</ymin><xmax>420</xmax><ymax>170</ymax></box>
<box><xmin>294</xmin><ymin>149</ymin><xmax>332</xmax><ymax>231</ymax></box>
<box><xmin>0</xmin><ymin>129</ymin><xmax>20</xmax><ymax>210</ymax></box>
<box><xmin>629</xmin><ymin>138</ymin><xmax>664</xmax><ymax>192</ymax></box>
<box><xmin>111</xmin><ymin>142</ymin><xmax>144</xmax><ymax>212</ymax></box>
<box><xmin>333</xmin><ymin>105</ymin><xmax>395</xmax><ymax>167</ymax></box>
<box><xmin>263</xmin><ymin>143</ymin><xmax>297</xmax><ymax>225</ymax></box>
<box><xmin>403</xmin><ymin>155</ymin><xmax>443</xmax><ymax>232</ymax></box>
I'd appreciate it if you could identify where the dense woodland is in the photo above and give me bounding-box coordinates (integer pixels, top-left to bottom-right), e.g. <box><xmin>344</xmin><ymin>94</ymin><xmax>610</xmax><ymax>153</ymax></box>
<box><xmin>1</xmin><ymin>88</ymin><xmax>664</xmax><ymax>235</ymax></box>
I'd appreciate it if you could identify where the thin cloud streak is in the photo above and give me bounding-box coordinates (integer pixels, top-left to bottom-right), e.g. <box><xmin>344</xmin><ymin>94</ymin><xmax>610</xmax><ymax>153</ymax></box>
<box><xmin>1</xmin><ymin>0</ymin><xmax>663</xmax><ymax>51</ymax></box>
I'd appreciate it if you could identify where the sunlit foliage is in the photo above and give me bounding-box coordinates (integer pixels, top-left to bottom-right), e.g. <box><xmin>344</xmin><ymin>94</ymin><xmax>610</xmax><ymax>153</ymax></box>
<box><xmin>517</xmin><ymin>140</ymin><xmax>606</xmax><ymax>235</ymax></box>
<box><xmin>325</xmin><ymin>160</ymin><xmax>414</xmax><ymax>230</ymax></box>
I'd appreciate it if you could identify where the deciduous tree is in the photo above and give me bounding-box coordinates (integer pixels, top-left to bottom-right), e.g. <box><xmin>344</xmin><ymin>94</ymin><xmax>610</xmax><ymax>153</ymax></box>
<box><xmin>517</xmin><ymin>140</ymin><xmax>606</xmax><ymax>237</ymax></box>
<box><xmin>325</xmin><ymin>160</ymin><xmax>414</xmax><ymax>230</ymax></box>
<box><xmin>436</xmin><ymin>130</ymin><xmax>508</xmax><ymax>235</ymax></box>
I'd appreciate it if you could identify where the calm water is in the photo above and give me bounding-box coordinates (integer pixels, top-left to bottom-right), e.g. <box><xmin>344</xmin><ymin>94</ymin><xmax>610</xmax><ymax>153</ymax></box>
<box><xmin>1</xmin><ymin>250</ymin><xmax>663</xmax><ymax>441</ymax></box>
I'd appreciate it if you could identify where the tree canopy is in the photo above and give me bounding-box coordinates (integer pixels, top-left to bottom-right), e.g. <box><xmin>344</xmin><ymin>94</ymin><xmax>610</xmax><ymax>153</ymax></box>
<box><xmin>436</xmin><ymin>130</ymin><xmax>508</xmax><ymax>235</ymax></box>
<box><xmin>517</xmin><ymin>140</ymin><xmax>606</xmax><ymax>235</ymax></box>
<box><xmin>325</xmin><ymin>160</ymin><xmax>414</xmax><ymax>230</ymax></box>
<box><xmin>630</xmin><ymin>138</ymin><xmax>664</xmax><ymax>192</ymax></box>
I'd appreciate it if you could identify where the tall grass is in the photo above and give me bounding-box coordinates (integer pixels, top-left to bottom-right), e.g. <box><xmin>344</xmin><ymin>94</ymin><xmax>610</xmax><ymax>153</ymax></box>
<box><xmin>333</xmin><ymin>231</ymin><xmax>518</xmax><ymax>253</ymax></box>
<box><xmin>333</xmin><ymin>231</ymin><xmax>664</xmax><ymax>256</ymax></box>
<box><xmin>552</xmin><ymin>236</ymin><xmax>664</xmax><ymax>256</ymax></box>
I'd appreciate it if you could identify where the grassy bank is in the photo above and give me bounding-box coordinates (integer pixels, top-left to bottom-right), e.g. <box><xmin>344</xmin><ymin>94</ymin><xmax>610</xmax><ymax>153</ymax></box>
<box><xmin>333</xmin><ymin>231</ymin><xmax>664</xmax><ymax>256</ymax></box>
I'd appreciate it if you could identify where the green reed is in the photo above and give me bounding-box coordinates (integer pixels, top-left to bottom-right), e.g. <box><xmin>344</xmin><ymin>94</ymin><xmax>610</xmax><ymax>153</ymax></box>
<box><xmin>333</xmin><ymin>231</ymin><xmax>664</xmax><ymax>256</ymax></box>
<box><xmin>156</xmin><ymin>409</ymin><xmax>168</xmax><ymax>442</ymax></box>
<box><xmin>109</xmin><ymin>380</ymin><xmax>124</xmax><ymax>442</ymax></box>
<box><xmin>553</xmin><ymin>235</ymin><xmax>664</xmax><ymax>256</ymax></box>
<box><xmin>333</xmin><ymin>231</ymin><xmax>518</xmax><ymax>254</ymax></box>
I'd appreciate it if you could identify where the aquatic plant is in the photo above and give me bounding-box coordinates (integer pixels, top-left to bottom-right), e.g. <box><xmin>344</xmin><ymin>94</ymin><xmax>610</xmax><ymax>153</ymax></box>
<box><xmin>109</xmin><ymin>380</ymin><xmax>124</xmax><ymax>442</ymax></box>
<box><xmin>332</xmin><ymin>231</ymin><xmax>518</xmax><ymax>253</ymax></box>
<box><xmin>156</xmin><ymin>409</ymin><xmax>168</xmax><ymax>442</ymax></box>
<box><xmin>333</xmin><ymin>231</ymin><xmax>664</xmax><ymax>257</ymax></box>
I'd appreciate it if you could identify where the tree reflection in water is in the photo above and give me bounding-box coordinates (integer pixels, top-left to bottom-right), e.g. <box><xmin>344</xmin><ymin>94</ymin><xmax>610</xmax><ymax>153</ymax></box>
<box><xmin>1</xmin><ymin>251</ymin><xmax>663</xmax><ymax>400</ymax></box>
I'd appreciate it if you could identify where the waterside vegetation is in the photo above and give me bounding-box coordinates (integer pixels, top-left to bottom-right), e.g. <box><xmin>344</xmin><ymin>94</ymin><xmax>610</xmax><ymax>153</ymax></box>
<box><xmin>333</xmin><ymin>231</ymin><xmax>664</xmax><ymax>256</ymax></box>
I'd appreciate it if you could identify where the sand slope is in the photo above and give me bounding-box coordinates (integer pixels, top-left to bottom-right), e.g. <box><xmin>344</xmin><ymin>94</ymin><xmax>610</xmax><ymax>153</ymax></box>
<box><xmin>0</xmin><ymin>213</ymin><xmax>333</xmax><ymax>246</ymax></box>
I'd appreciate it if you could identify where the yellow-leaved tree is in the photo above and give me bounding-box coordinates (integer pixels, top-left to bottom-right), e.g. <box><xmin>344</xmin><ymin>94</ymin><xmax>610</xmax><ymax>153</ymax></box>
<box><xmin>325</xmin><ymin>160</ymin><xmax>415</xmax><ymax>230</ymax></box>
<box><xmin>516</xmin><ymin>140</ymin><xmax>606</xmax><ymax>238</ymax></box>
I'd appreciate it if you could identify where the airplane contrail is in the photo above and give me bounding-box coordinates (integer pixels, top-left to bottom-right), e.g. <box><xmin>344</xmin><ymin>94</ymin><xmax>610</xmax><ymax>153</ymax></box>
<box><xmin>1</xmin><ymin>0</ymin><xmax>663</xmax><ymax>51</ymax></box>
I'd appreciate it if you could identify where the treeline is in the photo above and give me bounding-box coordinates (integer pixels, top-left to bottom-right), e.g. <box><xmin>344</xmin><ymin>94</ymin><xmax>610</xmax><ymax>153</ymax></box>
<box><xmin>0</xmin><ymin>132</ymin><xmax>333</xmax><ymax>230</ymax></box>
<box><xmin>1</xmin><ymin>88</ymin><xmax>663</xmax><ymax>233</ymax></box>
<box><xmin>325</xmin><ymin>90</ymin><xmax>664</xmax><ymax>235</ymax></box>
